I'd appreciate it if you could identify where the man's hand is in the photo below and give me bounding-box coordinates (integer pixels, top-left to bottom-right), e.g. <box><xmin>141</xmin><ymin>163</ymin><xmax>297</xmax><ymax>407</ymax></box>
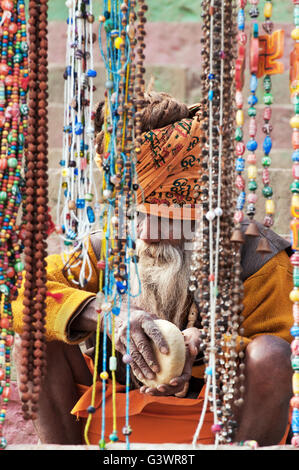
<box><xmin>112</xmin><ymin>309</ymin><xmax>170</xmax><ymax>384</ymax></box>
<box><xmin>139</xmin><ymin>327</ymin><xmax>201</xmax><ymax>397</ymax></box>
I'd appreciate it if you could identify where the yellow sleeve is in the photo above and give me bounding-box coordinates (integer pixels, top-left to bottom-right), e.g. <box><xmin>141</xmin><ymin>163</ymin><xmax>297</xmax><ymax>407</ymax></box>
<box><xmin>12</xmin><ymin>238</ymin><xmax>100</xmax><ymax>344</ymax></box>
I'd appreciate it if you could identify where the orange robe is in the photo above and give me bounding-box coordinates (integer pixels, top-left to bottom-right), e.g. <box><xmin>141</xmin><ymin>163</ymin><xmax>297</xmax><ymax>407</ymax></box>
<box><xmin>11</xmin><ymin>241</ymin><xmax>294</xmax><ymax>445</ymax></box>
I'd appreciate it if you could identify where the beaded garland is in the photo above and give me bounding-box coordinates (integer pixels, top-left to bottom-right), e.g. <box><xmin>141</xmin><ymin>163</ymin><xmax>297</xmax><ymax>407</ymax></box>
<box><xmin>56</xmin><ymin>0</ymin><xmax>99</xmax><ymax>288</ymax></box>
<box><xmin>0</xmin><ymin>0</ymin><xmax>28</xmax><ymax>449</ymax></box>
<box><xmin>84</xmin><ymin>0</ymin><xmax>147</xmax><ymax>450</ymax></box>
<box><xmin>18</xmin><ymin>0</ymin><xmax>49</xmax><ymax>422</ymax></box>
<box><xmin>289</xmin><ymin>0</ymin><xmax>299</xmax><ymax>449</ymax></box>
<box><xmin>192</xmin><ymin>0</ymin><xmax>245</xmax><ymax>446</ymax></box>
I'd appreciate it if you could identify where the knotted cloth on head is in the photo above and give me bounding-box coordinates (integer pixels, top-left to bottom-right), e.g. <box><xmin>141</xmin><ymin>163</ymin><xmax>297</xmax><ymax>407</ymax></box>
<box><xmin>135</xmin><ymin>112</ymin><xmax>203</xmax><ymax>220</ymax></box>
<box><xmin>95</xmin><ymin>100</ymin><xmax>203</xmax><ymax>220</ymax></box>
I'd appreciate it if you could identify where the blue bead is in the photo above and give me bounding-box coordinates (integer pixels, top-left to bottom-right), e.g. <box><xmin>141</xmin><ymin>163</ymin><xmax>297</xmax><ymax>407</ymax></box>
<box><xmin>76</xmin><ymin>198</ymin><xmax>85</xmax><ymax>209</ymax></box>
<box><xmin>87</xmin><ymin>405</ymin><xmax>96</xmax><ymax>414</ymax></box>
<box><xmin>208</xmin><ymin>90</ymin><xmax>214</xmax><ymax>101</ymax></box>
<box><xmin>292</xmin><ymin>150</ymin><xmax>299</xmax><ymax>162</ymax></box>
<box><xmin>250</xmin><ymin>74</ymin><xmax>258</xmax><ymax>93</ymax></box>
<box><xmin>263</xmin><ymin>135</ymin><xmax>272</xmax><ymax>155</ymax></box>
<box><xmin>112</xmin><ymin>307</ymin><xmax>120</xmax><ymax>316</ymax></box>
<box><xmin>235</xmin><ymin>158</ymin><xmax>245</xmax><ymax>172</ymax></box>
<box><xmin>87</xmin><ymin>69</ymin><xmax>97</xmax><ymax>77</ymax></box>
<box><xmin>66</xmin><ymin>65</ymin><xmax>72</xmax><ymax>76</ymax></box>
<box><xmin>291</xmin><ymin>325</ymin><xmax>299</xmax><ymax>337</ymax></box>
<box><xmin>75</xmin><ymin>122</ymin><xmax>83</xmax><ymax>135</ymax></box>
<box><xmin>237</xmin><ymin>9</ymin><xmax>245</xmax><ymax>30</ymax></box>
<box><xmin>205</xmin><ymin>366</ymin><xmax>213</xmax><ymax>376</ymax></box>
<box><xmin>246</xmin><ymin>139</ymin><xmax>258</xmax><ymax>152</ymax></box>
<box><xmin>87</xmin><ymin>206</ymin><xmax>95</xmax><ymax>223</ymax></box>
<box><xmin>208</xmin><ymin>73</ymin><xmax>215</xmax><ymax>80</ymax></box>
<box><xmin>237</xmin><ymin>191</ymin><xmax>246</xmax><ymax>210</ymax></box>
<box><xmin>116</xmin><ymin>281</ymin><xmax>127</xmax><ymax>294</ymax></box>
<box><xmin>292</xmin><ymin>409</ymin><xmax>299</xmax><ymax>433</ymax></box>
<box><xmin>253</xmin><ymin>22</ymin><xmax>259</xmax><ymax>38</ymax></box>
<box><xmin>248</xmin><ymin>94</ymin><xmax>258</xmax><ymax>106</ymax></box>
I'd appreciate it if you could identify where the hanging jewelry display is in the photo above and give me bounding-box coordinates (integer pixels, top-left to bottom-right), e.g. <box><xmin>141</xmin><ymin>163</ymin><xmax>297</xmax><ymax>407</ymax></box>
<box><xmin>192</xmin><ymin>0</ymin><xmax>245</xmax><ymax>447</ymax></box>
<box><xmin>0</xmin><ymin>0</ymin><xmax>28</xmax><ymax>449</ymax></box>
<box><xmin>85</xmin><ymin>0</ymin><xmax>146</xmax><ymax>449</ymax></box>
<box><xmin>18</xmin><ymin>0</ymin><xmax>49</xmax><ymax>422</ymax></box>
<box><xmin>289</xmin><ymin>0</ymin><xmax>299</xmax><ymax>449</ymax></box>
<box><xmin>56</xmin><ymin>0</ymin><xmax>99</xmax><ymax>288</ymax></box>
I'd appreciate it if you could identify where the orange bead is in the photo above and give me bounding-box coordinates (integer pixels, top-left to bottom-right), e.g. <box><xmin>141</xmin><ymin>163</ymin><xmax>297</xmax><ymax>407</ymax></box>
<box><xmin>1</xmin><ymin>0</ymin><xmax>13</xmax><ymax>11</ymax></box>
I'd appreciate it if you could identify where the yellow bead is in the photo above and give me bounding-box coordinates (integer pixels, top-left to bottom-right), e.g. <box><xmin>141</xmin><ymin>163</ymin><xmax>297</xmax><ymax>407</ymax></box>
<box><xmin>236</xmin><ymin>110</ymin><xmax>244</xmax><ymax>126</ymax></box>
<box><xmin>67</xmin><ymin>274</ymin><xmax>74</xmax><ymax>281</ymax></box>
<box><xmin>264</xmin><ymin>2</ymin><xmax>273</xmax><ymax>19</ymax></box>
<box><xmin>265</xmin><ymin>199</ymin><xmax>275</xmax><ymax>215</ymax></box>
<box><xmin>114</xmin><ymin>37</ymin><xmax>124</xmax><ymax>49</ymax></box>
<box><xmin>293</xmin><ymin>372</ymin><xmax>299</xmax><ymax>395</ymax></box>
<box><xmin>291</xmin><ymin>194</ymin><xmax>299</xmax><ymax>218</ymax></box>
<box><xmin>291</xmin><ymin>28</ymin><xmax>299</xmax><ymax>41</ymax></box>
<box><xmin>290</xmin><ymin>289</ymin><xmax>299</xmax><ymax>303</ymax></box>
<box><xmin>247</xmin><ymin>165</ymin><xmax>257</xmax><ymax>179</ymax></box>
<box><xmin>290</xmin><ymin>115</ymin><xmax>299</xmax><ymax>129</ymax></box>
<box><xmin>100</xmin><ymin>371</ymin><xmax>109</xmax><ymax>381</ymax></box>
<box><xmin>62</xmin><ymin>169</ymin><xmax>69</xmax><ymax>178</ymax></box>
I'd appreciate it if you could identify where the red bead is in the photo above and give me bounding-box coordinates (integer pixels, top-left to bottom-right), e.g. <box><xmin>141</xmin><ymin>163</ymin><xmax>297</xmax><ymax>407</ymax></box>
<box><xmin>0</xmin><ymin>318</ymin><xmax>10</xmax><ymax>329</ymax></box>
<box><xmin>0</xmin><ymin>63</ymin><xmax>9</xmax><ymax>76</ymax></box>
<box><xmin>6</xmin><ymin>266</ymin><xmax>14</xmax><ymax>278</ymax></box>
<box><xmin>97</xmin><ymin>260</ymin><xmax>106</xmax><ymax>270</ymax></box>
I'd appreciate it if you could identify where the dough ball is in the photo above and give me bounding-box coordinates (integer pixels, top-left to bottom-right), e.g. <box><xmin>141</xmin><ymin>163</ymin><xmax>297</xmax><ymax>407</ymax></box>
<box><xmin>139</xmin><ymin>319</ymin><xmax>186</xmax><ymax>388</ymax></box>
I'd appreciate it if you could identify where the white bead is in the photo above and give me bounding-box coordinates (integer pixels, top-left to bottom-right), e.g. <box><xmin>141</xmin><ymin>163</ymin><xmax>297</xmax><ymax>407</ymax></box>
<box><xmin>103</xmin><ymin>189</ymin><xmax>112</xmax><ymax>199</ymax></box>
<box><xmin>65</xmin><ymin>0</ymin><xmax>74</xmax><ymax>8</ymax></box>
<box><xmin>109</xmin><ymin>356</ymin><xmax>117</xmax><ymax>371</ymax></box>
<box><xmin>86</xmin><ymin>126</ymin><xmax>94</xmax><ymax>136</ymax></box>
<box><xmin>205</xmin><ymin>210</ymin><xmax>215</xmax><ymax>221</ymax></box>
<box><xmin>111</xmin><ymin>216</ymin><xmax>118</xmax><ymax>225</ymax></box>
<box><xmin>214</xmin><ymin>207</ymin><xmax>223</xmax><ymax>217</ymax></box>
<box><xmin>95</xmin><ymin>291</ymin><xmax>105</xmax><ymax>309</ymax></box>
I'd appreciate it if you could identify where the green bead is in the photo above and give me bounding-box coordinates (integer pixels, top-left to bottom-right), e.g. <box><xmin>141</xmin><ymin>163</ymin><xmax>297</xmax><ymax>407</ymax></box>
<box><xmin>7</xmin><ymin>133</ymin><xmax>13</xmax><ymax>144</ymax></box>
<box><xmin>263</xmin><ymin>75</ymin><xmax>272</xmax><ymax>92</ymax></box>
<box><xmin>0</xmin><ymin>192</ymin><xmax>7</xmax><ymax>201</ymax></box>
<box><xmin>295</xmin><ymin>104</ymin><xmax>299</xmax><ymax>115</ymax></box>
<box><xmin>64</xmin><ymin>240</ymin><xmax>73</xmax><ymax>246</ymax></box>
<box><xmin>20</xmin><ymin>42</ymin><xmax>28</xmax><ymax>53</ymax></box>
<box><xmin>248</xmin><ymin>180</ymin><xmax>258</xmax><ymax>191</ymax></box>
<box><xmin>18</xmin><ymin>134</ymin><xmax>24</xmax><ymax>144</ymax></box>
<box><xmin>290</xmin><ymin>180</ymin><xmax>299</xmax><ymax>194</ymax></box>
<box><xmin>0</xmin><ymin>386</ymin><xmax>3</xmax><ymax>395</ymax></box>
<box><xmin>292</xmin><ymin>356</ymin><xmax>299</xmax><ymax>370</ymax></box>
<box><xmin>7</xmin><ymin>157</ymin><xmax>18</xmax><ymax>168</ymax></box>
<box><xmin>84</xmin><ymin>193</ymin><xmax>93</xmax><ymax>202</ymax></box>
<box><xmin>262</xmin><ymin>156</ymin><xmax>272</xmax><ymax>167</ymax></box>
<box><xmin>248</xmin><ymin>107</ymin><xmax>257</xmax><ymax>117</ymax></box>
<box><xmin>262</xmin><ymin>185</ymin><xmax>273</xmax><ymax>197</ymax></box>
<box><xmin>99</xmin><ymin>439</ymin><xmax>106</xmax><ymax>449</ymax></box>
<box><xmin>13</xmin><ymin>53</ymin><xmax>22</xmax><ymax>63</ymax></box>
<box><xmin>263</xmin><ymin>93</ymin><xmax>273</xmax><ymax>105</ymax></box>
<box><xmin>14</xmin><ymin>261</ymin><xmax>24</xmax><ymax>273</ymax></box>
<box><xmin>104</xmin><ymin>19</ymin><xmax>113</xmax><ymax>32</ymax></box>
<box><xmin>0</xmin><ymin>285</ymin><xmax>9</xmax><ymax>296</ymax></box>
<box><xmin>235</xmin><ymin>127</ymin><xmax>243</xmax><ymax>141</ymax></box>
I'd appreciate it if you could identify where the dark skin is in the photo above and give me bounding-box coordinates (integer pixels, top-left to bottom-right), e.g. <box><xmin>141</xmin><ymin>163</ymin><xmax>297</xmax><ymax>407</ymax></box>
<box><xmin>13</xmin><ymin>214</ymin><xmax>293</xmax><ymax>446</ymax></box>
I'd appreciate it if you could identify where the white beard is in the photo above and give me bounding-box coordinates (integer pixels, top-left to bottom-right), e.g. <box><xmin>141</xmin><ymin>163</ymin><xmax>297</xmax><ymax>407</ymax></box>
<box><xmin>129</xmin><ymin>240</ymin><xmax>192</xmax><ymax>329</ymax></box>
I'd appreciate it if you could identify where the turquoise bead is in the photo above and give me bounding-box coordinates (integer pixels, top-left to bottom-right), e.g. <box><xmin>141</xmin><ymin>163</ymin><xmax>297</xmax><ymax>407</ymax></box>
<box><xmin>262</xmin><ymin>186</ymin><xmax>273</xmax><ymax>198</ymax></box>
<box><xmin>248</xmin><ymin>180</ymin><xmax>258</xmax><ymax>191</ymax></box>
<box><xmin>292</xmin><ymin>356</ymin><xmax>299</xmax><ymax>370</ymax></box>
<box><xmin>248</xmin><ymin>107</ymin><xmax>257</xmax><ymax>117</ymax></box>
<box><xmin>290</xmin><ymin>181</ymin><xmax>299</xmax><ymax>193</ymax></box>
<box><xmin>109</xmin><ymin>432</ymin><xmax>118</xmax><ymax>442</ymax></box>
<box><xmin>7</xmin><ymin>157</ymin><xmax>18</xmax><ymax>168</ymax></box>
<box><xmin>263</xmin><ymin>75</ymin><xmax>272</xmax><ymax>92</ymax></box>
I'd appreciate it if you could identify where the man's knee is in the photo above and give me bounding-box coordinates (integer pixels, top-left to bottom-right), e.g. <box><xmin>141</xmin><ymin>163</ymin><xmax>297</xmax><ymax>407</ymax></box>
<box><xmin>245</xmin><ymin>335</ymin><xmax>292</xmax><ymax>395</ymax></box>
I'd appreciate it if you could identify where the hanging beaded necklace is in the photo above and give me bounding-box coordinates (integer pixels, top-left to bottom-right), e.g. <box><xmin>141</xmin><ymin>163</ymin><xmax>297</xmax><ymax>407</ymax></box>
<box><xmin>56</xmin><ymin>0</ymin><xmax>99</xmax><ymax>288</ymax></box>
<box><xmin>0</xmin><ymin>0</ymin><xmax>28</xmax><ymax>449</ymax></box>
<box><xmin>84</xmin><ymin>0</ymin><xmax>147</xmax><ymax>450</ymax></box>
<box><xmin>192</xmin><ymin>0</ymin><xmax>245</xmax><ymax>447</ymax></box>
<box><xmin>19</xmin><ymin>0</ymin><xmax>49</xmax><ymax>422</ymax></box>
<box><xmin>289</xmin><ymin>0</ymin><xmax>299</xmax><ymax>449</ymax></box>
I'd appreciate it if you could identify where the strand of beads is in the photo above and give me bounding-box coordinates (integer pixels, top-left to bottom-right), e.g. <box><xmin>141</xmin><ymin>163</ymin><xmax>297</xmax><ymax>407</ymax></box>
<box><xmin>192</xmin><ymin>0</ymin><xmax>243</xmax><ymax>447</ymax></box>
<box><xmin>234</xmin><ymin>0</ymin><xmax>247</xmax><ymax>235</ymax></box>
<box><xmin>19</xmin><ymin>0</ymin><xmax>49</xmax><ymax>421</ymax></box>
<box><xmin>0</xmin><ymin>0</ymin><xmax>29</xmax><ymax>449</ymax></box>
<box><xmin>243</xmin><ymin>0</ymin><xmax>261</xmax><ymax>238</ymax></box>
<box><xmin>56</xmin><ymin>0</ymin><xmax>98</xmax><ymax>288</ymax></box>
<box><xmin>258</xmin><ymin>1</ymin><xmax>275</xmax><ymax>253</ymax></box>
<box><xmin>289</xmin><ymin>0</ymin><xmax>299</xmax><ymax>449</ymax></box>
<box><xmin>93</xmin><ymin>0</ymin><xmax>144</xmax><ymax>449</ymax></box>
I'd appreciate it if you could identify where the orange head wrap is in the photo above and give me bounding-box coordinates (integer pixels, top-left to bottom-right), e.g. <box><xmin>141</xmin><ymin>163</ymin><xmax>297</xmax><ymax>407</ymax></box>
<box><xmin>136</xmin><ymin>110</ymin><xmax>202</xmax><ymax>220</ymax></box>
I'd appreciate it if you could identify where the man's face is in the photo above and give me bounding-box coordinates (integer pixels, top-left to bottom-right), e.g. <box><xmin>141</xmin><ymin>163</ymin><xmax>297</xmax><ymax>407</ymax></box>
<box><xmin>136</xmin><ymin>213</ymin><xmax>196</xmax><ymax>247</ymax></box>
